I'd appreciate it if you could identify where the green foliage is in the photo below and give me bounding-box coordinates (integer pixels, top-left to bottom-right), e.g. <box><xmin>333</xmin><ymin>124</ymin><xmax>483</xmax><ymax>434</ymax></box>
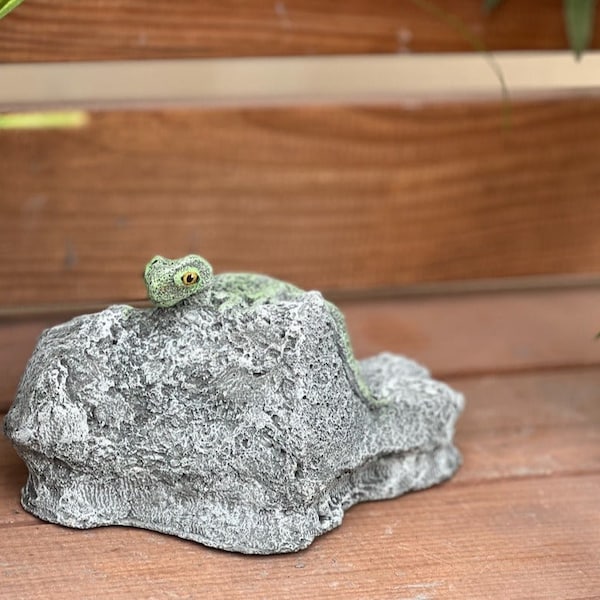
<box><xmin>0</xmin><ymin>111</ymin><xmax>89</xmax><ymax>130</ymax></box>
<box><xmin>0</xmin><ymin>0</ymin><xmax>25</xmax><ymax>20</ymax></box>
<box><xmin>564</xmin><ymin>0</ymin><xmax>597</xmax><ymax>59</ymax></box>
<box><xmin>485</xmin><ymin>0</ymin><xmax>597</xmax><ymax>58</ymax></box>
<box><xmin>483</xmin><ymin>0</ymin><xmax>504</xmax><ymax>13</ymax></box>
<box><xmin>409</xmin><ymin>0</ymin><xmax>509</xmax><ymax>105</ymax></box>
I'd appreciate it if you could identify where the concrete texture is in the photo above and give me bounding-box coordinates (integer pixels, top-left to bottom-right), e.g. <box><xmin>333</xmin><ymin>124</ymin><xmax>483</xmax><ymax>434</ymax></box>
<box><xmin>4</xmin><ymin>283</ymin><xmax>463</xmax><ymax>554</ymax></box>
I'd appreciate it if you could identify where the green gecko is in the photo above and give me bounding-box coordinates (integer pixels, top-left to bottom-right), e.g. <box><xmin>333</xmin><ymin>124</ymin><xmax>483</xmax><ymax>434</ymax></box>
<box><xmin>143</xmin><ymin>255</ymin><xmax>385</xmax><ymax>407</ymax></box>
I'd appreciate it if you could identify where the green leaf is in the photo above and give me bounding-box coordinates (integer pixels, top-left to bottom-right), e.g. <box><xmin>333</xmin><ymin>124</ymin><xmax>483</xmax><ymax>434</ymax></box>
<box><xmin>0</xmin><ymin>0</ymin><xmax>25</xmax><ymax>20</ymax></box>
<box><xmin>564</xmin><ymin>0</ymin><xmax>597</xmax><ymax>59</ymax></box>
<box><xmin>483</xmin><ymin>0</ymin><xmax>504</xmax><ymax>13</ymax></box>
<box><xmin>0</xmin><ymin>111</ymin><xmax>89</xmax><ymax>130</ymax></box>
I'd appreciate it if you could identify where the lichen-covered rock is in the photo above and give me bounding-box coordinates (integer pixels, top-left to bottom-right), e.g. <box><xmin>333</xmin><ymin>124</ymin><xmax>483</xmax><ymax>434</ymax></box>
<box><xmin>3</xmin><ymin>286</ymin><xmax>464</xmax><ymax>554</ymax></box>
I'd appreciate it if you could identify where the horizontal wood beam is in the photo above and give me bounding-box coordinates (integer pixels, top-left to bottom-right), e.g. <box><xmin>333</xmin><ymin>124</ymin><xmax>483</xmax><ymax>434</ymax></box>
<box><xmin>1</xmin><ymin>53</ymin><xmax>599</xmax><ymax>110</ymax></box>
<box><xmin>1</xmin><ymin>0</ymin><xmax>600</xmax><ymax>63</ymax></box>
<box><xmin>1</xmin><ymin>97</ymin><xmax>600</xmax><ymax>308</ymax></box>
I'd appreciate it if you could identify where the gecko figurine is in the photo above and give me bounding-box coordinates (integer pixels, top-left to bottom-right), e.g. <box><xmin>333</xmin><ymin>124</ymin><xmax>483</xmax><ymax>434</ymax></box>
<box><xmin>143</xmin><ymin>254</ymin><xmax>384</xmax><ymax>407</ymax></box>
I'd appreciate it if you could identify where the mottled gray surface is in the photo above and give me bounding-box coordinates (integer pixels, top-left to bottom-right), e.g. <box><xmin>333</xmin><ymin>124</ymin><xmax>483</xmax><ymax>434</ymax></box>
<box><xmin>4</xmin><ymin>285</ymin><xmax>464</xmax><ymax>554</ymax></box>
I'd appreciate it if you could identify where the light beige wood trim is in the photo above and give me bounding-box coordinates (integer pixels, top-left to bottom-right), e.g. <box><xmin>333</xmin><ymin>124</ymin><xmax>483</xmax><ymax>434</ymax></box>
<box><xmin>0</xmin><ymin>52</ymin><xmax>599</xmax><ymax>110</ymax></box>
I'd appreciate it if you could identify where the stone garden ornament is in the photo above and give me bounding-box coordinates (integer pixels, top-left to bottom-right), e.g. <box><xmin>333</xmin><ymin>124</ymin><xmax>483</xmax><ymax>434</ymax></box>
<box><xmin>4</xmin><ymin>255</ymin><xmax>464</xmax><ymax>554</ymax></box>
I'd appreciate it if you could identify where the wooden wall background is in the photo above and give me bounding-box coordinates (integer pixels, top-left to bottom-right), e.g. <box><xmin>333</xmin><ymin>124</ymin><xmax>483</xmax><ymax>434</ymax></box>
<box><xmin>2</xmin><ymin>0</ymin><xmax>600</xmax><ymax>62</ymax></box>
<box><xmin>1</xmin><ymin>5</ymin><xmax>600</xmax><ymax>596</ymax></box>
<box><xmin>1</xmin><ymin>3</ymin><xmax>600</xmax><ymax>301</ymax></box>
<box><xmin>2</xmin><ymin>98</ymin><xmax>600</xmax><ymax>308</ymax></box>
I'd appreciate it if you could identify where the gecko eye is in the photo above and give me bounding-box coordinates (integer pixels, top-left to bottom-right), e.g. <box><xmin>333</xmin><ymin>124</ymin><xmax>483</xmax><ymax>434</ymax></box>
<box><xmin>181</xmin><ymin>271</ymin><xmax>200</xmax><ymax>286</ymax></box>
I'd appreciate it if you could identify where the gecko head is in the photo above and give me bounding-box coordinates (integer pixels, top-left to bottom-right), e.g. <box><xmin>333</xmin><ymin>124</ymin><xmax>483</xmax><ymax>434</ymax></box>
<box><xmin>144</xmin><ymin>254</ymin><xmax>214</xmax><ymax>308</ymax></box>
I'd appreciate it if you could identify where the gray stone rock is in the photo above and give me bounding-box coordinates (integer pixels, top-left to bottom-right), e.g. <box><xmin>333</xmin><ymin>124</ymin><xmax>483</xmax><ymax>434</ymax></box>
<box><xmin>3</xmin><ymin>285</ymin><xmax>464</xmax><ymax>554</ymax></box>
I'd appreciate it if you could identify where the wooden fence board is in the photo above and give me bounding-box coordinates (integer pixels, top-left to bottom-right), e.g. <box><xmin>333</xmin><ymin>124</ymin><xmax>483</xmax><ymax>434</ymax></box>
<box><xmin>2</xmin><ymin>98</ymin><xmax>600</xmax><ymax>308</ymax></box>
<box><xmin>1</xmin><ymin>0</ymin><xmax>599</xmax><ymax>63</ymax></box>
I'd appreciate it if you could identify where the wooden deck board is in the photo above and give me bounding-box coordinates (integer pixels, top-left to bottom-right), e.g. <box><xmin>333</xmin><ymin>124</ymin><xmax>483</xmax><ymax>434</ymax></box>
<box><xmin>1</xmin><ymin>288</ymin><xmax>600</xmax><ymax>598</ymax></box>
<box><xmin>0</xmin><ymin>476</ymin><xmax>597</xmax><ymax>599</ymax></box>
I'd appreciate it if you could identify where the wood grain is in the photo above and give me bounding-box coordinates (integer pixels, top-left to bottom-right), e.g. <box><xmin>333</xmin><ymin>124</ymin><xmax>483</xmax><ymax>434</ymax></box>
<box><xmin>0</xmin><ymin>435</ymin><xmax>28</xmax><ymax>527</ymax></box>
<box><xmin>1</xmin><ymin>0</ymin><xmax>599</xmax><ymax>63</ymax></box>
<box><xmin>2</xmin><ymin>97</ymin><xmax>600</xmax><ymax>308</ymax></box>
<box><xmin>342</xmin><ymin>287</ymin><xmax>600</xmax><ymax>378</ymax></box>
<box><xmin>0</xmin><ymin>476</ymin><xmax>597</xmax><ymax>599</ymax></box>
<box><xmin>452</xmin><ymin>369</ymin><xmax>600</xmax><ymax>484</ymax></box>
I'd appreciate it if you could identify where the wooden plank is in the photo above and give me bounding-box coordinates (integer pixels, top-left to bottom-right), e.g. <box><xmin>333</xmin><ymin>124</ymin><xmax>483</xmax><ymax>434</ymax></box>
<box><xmin>452</xmin><ymin>369</ymin><xmax>600</xmax><ymax>484</ymax></box>
<box><xmin>3</xmin><ymin>367</ymin><xmax>599</xmax><ymax>525</ymax></box>
<box><xmin>1</xmin><ymin>0</ymin><xmax>599</xmax><ymax>63</ymax></box>
<box><xmin>0</xmin><ymin>435</ymin><xmax>29</xmax><ymax>527</ymax></box>
<box><xmin>0</xmin><ymin>475</ymin><xmax>598</xmax><ymax>599</ymax></box>
<box><xmin>2</xmin><ymin>98</ymin><xmax>600</xmax><ymax>308</ymax></box>
<box><xmin>5</xmin><ymin>54</ymin><xmax>599</xmax><ymax>110</ymax></box>
<box><xmin>4</xmin><ymin>286</ymin><xmax>600</xmax><ymax>413</ymax></box>
<box><xmin>342</xmin><ymin>287</ymin><xmax>600</xmax><ymax>378</ymax></box>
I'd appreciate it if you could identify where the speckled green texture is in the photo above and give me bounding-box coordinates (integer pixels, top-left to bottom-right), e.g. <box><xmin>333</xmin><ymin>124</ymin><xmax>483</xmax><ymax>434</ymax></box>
<box><xmin>145</xmin><ymin>255</ymin><xmax>378</xmax><ymax>405</ymax></box>
<box><xmin>144</xmin><ymin>255</ymin><xmax>213</xmax><ymax>308</ymax></box>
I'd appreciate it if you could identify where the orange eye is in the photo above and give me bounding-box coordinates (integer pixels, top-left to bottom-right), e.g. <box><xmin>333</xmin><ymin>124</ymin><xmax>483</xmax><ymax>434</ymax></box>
<box><xmin>181</xmin><ymin>271</ymin><xmax>200</xmax><ymax>286</ymax></box>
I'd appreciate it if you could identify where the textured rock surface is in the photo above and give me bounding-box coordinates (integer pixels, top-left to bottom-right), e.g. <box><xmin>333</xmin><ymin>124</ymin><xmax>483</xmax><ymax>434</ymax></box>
<box><xmin>4</xmin><ymin>282</ymin><xmax>464</xmax><ymax>554</ymax></box>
